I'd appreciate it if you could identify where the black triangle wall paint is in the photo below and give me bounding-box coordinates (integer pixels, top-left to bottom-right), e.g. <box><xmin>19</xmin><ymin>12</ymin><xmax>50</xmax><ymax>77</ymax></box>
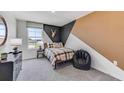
<box><xmin>43</xmin><ymin>20</ymin><xmax>76</xmax><ymax>45</ymax></box>
<box><xmin>43</xmin><ymin>24</ymin><xmax>61</xmax><ymax>42</ymax></box>
<box><xmin>61</xmin><ymin>20</ymin><xmax>76</xmax><ymax>45</ymax></box>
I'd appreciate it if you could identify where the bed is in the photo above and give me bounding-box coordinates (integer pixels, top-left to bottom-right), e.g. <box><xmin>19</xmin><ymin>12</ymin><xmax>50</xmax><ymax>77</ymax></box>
<box><xmin>44</xmin><ymin>42</ymin><xmax>74</xmax><ymax>69</ymax></box>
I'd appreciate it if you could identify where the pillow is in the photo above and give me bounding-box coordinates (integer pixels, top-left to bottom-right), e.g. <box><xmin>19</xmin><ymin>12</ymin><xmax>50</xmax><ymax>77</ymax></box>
<box><xmin>44</xmin><ymin>43</ymin><xmax>48</xmax><ymax>49</ymax></box>
<box><xmin>53</xmin><ymin>42</ymin><xmax>63</xmax><ymax>48</ymax></box>
<box><xmin>46</xmin><ymin>42</ymin><xmax>63</xmax><ymax>48</ymax></box>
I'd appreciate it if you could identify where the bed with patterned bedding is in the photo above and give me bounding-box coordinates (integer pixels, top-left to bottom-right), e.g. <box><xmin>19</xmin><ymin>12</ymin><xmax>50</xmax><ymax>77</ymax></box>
<box><xmin>44</xmin><ymin>47</ymin><xmax>75</xmax><ymax>69</ymax></box>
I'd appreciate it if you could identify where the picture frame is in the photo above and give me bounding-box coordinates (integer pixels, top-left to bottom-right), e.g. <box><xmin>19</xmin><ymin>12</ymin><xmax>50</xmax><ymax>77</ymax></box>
<box><xmin>1</xmin><ymin>53</ymin><xmax>7</xmax><ymax>60</ymax></box>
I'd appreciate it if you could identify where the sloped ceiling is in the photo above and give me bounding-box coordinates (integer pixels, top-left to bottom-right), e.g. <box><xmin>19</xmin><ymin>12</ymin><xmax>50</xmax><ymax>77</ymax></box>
<box><xmin>7</xmin><ymin>11</ymin><xmax>93</xmax><ymax>26</ymax></box>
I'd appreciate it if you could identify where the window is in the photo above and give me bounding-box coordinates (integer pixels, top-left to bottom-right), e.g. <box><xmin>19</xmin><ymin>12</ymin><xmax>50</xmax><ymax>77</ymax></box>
<box><xmin>27</xmin><ymin>27</ymin><xmax>43</xmax><ymax>49</ymax></box>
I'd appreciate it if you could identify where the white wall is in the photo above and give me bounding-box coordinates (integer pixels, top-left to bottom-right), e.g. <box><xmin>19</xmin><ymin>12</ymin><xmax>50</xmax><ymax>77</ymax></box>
<box><xmin>17</xmin><ymin>20</ymin><xmax>52</xmax><ymax>60</ymax></box>
<box><xmin>0</xmin><ymin>13</ymin><xmax>53</xmax><ymax>60</ymax></box>
<box><xmin>0</xmin><ymin>12</ymin><xmax>16</xmax><ymax>53</ymax></box>
<box><xmin>65</xmin><ymin>33</ymin><xmax>124</xmax><ymax>80</ymax></box>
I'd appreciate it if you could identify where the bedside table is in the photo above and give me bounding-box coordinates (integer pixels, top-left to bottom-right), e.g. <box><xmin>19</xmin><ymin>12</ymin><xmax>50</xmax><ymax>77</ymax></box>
<box><xmin>37</xmin><ymin>50</ymin><xmax>44</xmax><ymax>58</ymax></box>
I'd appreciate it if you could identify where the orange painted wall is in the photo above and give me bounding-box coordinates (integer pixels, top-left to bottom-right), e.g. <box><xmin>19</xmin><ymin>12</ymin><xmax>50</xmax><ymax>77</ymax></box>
<box><xmin>72</xmin><ymin>12</ymin><xmax>124</xmax><ymax>70</ymax></box>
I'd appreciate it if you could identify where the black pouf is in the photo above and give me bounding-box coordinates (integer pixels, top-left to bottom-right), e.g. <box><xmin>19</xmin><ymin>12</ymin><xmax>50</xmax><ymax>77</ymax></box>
<box><xmin>73</xmin><ymin>50</ymin><xmax>91</xmax><ymax>70</ymax></box>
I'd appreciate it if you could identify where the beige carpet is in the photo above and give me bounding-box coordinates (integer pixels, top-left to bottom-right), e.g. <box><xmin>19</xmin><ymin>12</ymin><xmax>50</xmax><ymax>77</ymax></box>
<box><xmin>17</xmin><ymin>58</ymin><xmax>119</xmax><ymax>81</ymax></box>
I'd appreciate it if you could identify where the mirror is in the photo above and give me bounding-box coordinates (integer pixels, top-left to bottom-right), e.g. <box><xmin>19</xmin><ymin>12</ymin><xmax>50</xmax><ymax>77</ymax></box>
<box><xmin>0</xmin><ymin>16</ymin><xmax>7</xmax><ymax>46</ymax></box>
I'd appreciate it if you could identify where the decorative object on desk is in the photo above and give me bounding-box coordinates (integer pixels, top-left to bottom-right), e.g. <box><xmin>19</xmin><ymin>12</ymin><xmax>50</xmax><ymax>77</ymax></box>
<box><xmin>1</xmin><ymin>53</ymin><xmax>7</xmax><ymax>60</ymax></box>
<box><xmin>10</xmin><ymin>38</ymin><xmax>22</xmax><ymax>54</ymax></box>
<box><xmin>0</xmin><ymin>15</ymin><xmax>8</xmax><ymax>46</ymax></box>
<box><xmin>51</xmin><ymin>28</ymin><xmax>56</xmax><ymax>38</ymax></box>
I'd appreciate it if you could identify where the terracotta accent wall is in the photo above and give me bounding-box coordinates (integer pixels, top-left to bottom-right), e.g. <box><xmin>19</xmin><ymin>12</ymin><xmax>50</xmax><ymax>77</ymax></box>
<box><xmin>72</xmin><ymin>12</ymin><xmax>124</xmax><ymax>70</ymax></box>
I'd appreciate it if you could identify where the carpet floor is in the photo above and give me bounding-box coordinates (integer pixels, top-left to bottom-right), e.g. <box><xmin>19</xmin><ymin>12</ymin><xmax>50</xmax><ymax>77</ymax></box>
<box><xmin>17</xmin><ymin>58</ymin><xmax>119</xmax><ymax>81</ymax></box>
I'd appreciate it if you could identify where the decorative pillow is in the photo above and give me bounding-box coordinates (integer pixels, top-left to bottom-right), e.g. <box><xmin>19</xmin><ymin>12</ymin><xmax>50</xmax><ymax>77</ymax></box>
<box><xmin>46</xmin><ymin>42</ymin><xmax>63</xmax><ymax>48</ymax></box>
<box><xmin>53</xmin><ymin>42</ymin><xmax>63</xmax><ymax>48</ymax></box>
<box><xmin>43</xmin><ymin>43</ymin><xmax>48</xmax><ymax>48</ymax></box>
<box><xmin>48</xmin><ymin>43</ymin><xmax>54</xmax><ymax>48</ymax></box>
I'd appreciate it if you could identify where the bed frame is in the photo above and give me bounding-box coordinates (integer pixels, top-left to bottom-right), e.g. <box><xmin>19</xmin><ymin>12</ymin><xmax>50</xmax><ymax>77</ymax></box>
<box><xmin>45</xmin><ymin>55</ymin><xmax>73</xmax><ymax>69</ymax></box>
<box><xmin>52</xmin><ymin>59</ymin><xmax>73</xmax><ymax>69</ymax></box>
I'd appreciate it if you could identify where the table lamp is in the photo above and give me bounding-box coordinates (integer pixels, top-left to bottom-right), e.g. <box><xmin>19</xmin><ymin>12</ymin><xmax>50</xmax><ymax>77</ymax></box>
<box><xmin>37</xmin><ymin>41</ymin><xmax>44</xmax><ymax>50</ymax></box>
<box><xmin>10</xmin><ymin>38</ymin><xmax>22</xmax><ymax>54</ymax></box>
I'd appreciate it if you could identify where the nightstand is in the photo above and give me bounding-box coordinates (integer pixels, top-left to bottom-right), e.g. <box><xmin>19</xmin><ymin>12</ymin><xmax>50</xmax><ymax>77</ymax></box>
<box><xmin>37</xmin><ymin>49</ymin><xmax>44</xmax><ymax>58</ymax></box>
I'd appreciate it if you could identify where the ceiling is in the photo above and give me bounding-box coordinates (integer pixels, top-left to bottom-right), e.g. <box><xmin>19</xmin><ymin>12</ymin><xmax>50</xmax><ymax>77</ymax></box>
<box><xmin>8</xmin><ymin>11</ymin><xmax>93</xmax><ymax>26</ymax></box>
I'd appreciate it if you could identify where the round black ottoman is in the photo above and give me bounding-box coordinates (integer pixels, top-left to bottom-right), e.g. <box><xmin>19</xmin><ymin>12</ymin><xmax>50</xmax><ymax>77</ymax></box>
<box><xmin>73</xmin><ymin>50</ymin><xmax>91</xmax><ymax>70</ymax></box>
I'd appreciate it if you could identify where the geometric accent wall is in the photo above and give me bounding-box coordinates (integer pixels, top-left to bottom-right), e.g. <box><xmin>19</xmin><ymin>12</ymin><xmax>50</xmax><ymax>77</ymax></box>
<box><xmin>61</xmin><ymin>21</ymin><xmax>76</xmax><ymax>45</ymax></box>
<box><xmin>43</xmin><ymin>21</ymin><xmax>76</xmax><ymax>45</ymax></box>
<box><xmin>71</xmin><ymin>12</ymin><xmax>124</xmax><ymax>70</ymax></box>
<box><xmin>43</xmin><ymin>24</ymin><xmax>61</xmax><ymax>42</ymax></box>
<box><xmin>44</xmin><ymin>12</ymin><xmax>124</xmax><ymax>70</ymax></box>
